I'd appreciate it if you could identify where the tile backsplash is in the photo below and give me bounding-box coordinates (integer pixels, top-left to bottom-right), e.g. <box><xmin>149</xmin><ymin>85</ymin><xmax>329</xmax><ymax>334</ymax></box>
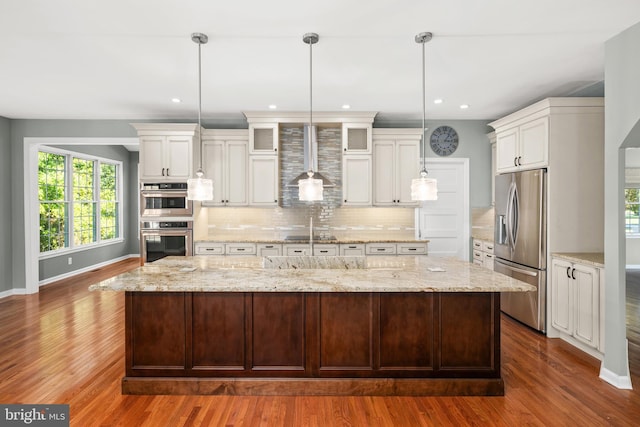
<box><xmin>196</xmin><ymin>206</ymin><xmax>416</xmax><ymax>241</ymax></box>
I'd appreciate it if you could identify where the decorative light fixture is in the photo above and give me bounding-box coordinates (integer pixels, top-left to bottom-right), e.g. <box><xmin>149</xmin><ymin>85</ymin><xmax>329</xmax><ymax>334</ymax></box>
<box><xmin>411</xmin><ymin>32</ymin><xmax>438</xmax><ymax>201</ymax></box>
<box><xmin>187</xmin><ymin>32</ymin><xmax>214</xmax><ymax>201</ymax></box>
<box><xmin>297</xmin><ymin>32</ymin><xmax>324</xmax><ymax>201</ymax></box>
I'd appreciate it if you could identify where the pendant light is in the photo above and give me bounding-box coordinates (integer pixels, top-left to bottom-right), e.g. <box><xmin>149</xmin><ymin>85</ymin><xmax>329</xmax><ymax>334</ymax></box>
<box><xmin>297</xmin><ymin>32</ymin><xmax>323</xmax><ymax>201</ymax></box>
<box><xmin>411</xmin><ymin>32</ymin><xmax>438</xmax><ymax>201</ymax></box>
<box><xmin>187</xmin><ymin>32</ymin><xmax>214</xmax><ymax>201</ymax></box>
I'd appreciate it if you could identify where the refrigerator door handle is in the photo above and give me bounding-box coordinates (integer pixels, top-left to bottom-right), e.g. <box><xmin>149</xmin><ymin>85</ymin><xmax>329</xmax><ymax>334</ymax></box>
<box><xmin>506</xmin><ymin>182</ymin><xmax>516</xmax><ymax>249</ymax></box>
<box><xmin>512</xmin><ymin>184</ymin><xmax>519</xmax><ymax>248</ymax></box>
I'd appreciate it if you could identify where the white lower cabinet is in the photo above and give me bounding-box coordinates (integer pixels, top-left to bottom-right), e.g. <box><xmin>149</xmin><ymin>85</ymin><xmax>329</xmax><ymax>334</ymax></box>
<box><xmin>284</xmin><ymin>244</ymin><xmax>312</xmax><ymax>256</ymax></box>
<box><xmin>256</xmin><ymin>244</ymin><xmax>282</xmax><ymax>256</ymax></box>
<box><xmin>313</xmin><ymin>244</ymin><xmax>339</xmax><ymax>256</ymax></box>
<box><xmin>397</xmin><ymin>243</ymin><xmax>428</xmax><ymax>255</ymax></box>
<box><xmin>194</xmin><ymin>242</ymin><xmax>225</xmax><ymax>255</ymax></box>
<box><xmin>340</xmin><ymin>244</ymin><xmax>366</xmax><ymax>256</ymax></box>
<box><xmin>551</xmin><ymin>257</ymin><xmax>601</xmax><ymax>352</ymax></box>
<box><xmin>225</xmin><ymin>243</ymin><xmax>257</xmax><ymax>255</ymax></box>
<box><xmin>365</xmin><ymin>243</ymin><xmax>397</xmax><ymax>255</ymax></box>
<box><xmin>472</xmin><ymin>239</ymin><xmax>494</xmax><ymax>270</ymax></box>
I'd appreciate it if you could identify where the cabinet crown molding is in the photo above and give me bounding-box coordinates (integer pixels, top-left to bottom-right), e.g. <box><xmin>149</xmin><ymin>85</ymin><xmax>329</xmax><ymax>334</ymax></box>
<box><xmin>488</xmin><ymin>97</ymin><xmax>604</xmax><ymax>132</ymax></box>
<box><xmin>243</xmin><ymin>111</ymin><xmax>378</xmax><ymax>125</ymax></box>
<box><xmin>131</xmin><ymin>123</ymin><xmax>199</xmax><ymax>136</ymax></box>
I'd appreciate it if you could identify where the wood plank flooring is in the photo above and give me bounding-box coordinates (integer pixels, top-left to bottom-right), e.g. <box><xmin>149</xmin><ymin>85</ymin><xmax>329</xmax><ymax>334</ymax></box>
<box><xmin>1</xmin><ymin>258</ymin><xmax>640</xmax><ymax>426</ymax></box>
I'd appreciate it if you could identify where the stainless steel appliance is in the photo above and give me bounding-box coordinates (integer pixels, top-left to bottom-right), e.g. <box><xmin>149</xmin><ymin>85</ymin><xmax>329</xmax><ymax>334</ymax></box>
<box><xmin>494</xmin><ymin>168</ymin><xmax>546</xmax><ymax>332</ymax></box>
<box><xmin>140</xmin><ymin>220</ymin><xmax>193</xmax><ymax>264</ymax></box>
<box><xmin>140</xmin><ymin>182</ymin><xmax>193</xmax><ymax>217</ymax></box>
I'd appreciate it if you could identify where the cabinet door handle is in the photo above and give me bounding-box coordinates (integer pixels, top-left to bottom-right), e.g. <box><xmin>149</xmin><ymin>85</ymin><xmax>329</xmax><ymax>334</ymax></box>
<box><xmin>320</xmin><ymin>250</ymin><xmax>329</xmax><ymax>253</ymax></box>
<box><xmin>572</xmin><ymin>268</ymin><xmax>576</xmax><ymax>280</ymax></box>
<box><xmin>266</xmin><ymin>245</ymin><xmax>274</xmax><ymax>248</ymax></box>
<box><xmin>237</xmin><ymin>248</ymin><xmax>245</xmax><ymax>251</ymax></box>
<box><xmin>166</xmin><ymin>168</ymin><xmax>170</xmax><ymax>176</ymax></box>
<box><xmin>514</xmin><ymin>157</ymin><xmax>518</xmax><ymax>167</ymax></box>
<box><xmin>377</xmin><ymin>248</ymin><xmax>385</xmax><ymax>251</ymax></box>
<box><xmin>517</xmin><ymin>156</ymin><xmax>522</xmax><ymax>166</ymax></box>
<box><xmin>566</xmin><ymin>266</ymin><xmax>571</xmax><ymax>278</ymax></box>
<box><xmin>162</xmin><ymin>167</ymin><xmax>165</xmax><ymax>176</ymax></box>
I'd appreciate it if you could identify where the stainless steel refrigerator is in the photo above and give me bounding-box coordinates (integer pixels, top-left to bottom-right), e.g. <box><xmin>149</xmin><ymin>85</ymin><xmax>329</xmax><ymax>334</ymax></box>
<box><xmin>494</xmin><ymin>168</ymin><xmax>546</xmax><ymax>332</ymax></box>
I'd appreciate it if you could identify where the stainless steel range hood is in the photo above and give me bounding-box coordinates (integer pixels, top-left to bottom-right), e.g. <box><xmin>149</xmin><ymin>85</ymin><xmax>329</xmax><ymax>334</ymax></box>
<box><xmin>287</xmin><ymin>125</ymin><xmax>335</xmax><ymax>187</ymax></box>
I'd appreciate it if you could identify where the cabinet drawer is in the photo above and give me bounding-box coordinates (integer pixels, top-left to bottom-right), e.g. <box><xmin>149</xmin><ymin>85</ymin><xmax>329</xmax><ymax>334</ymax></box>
<box><xmin>397</xmin><ymin>243</ymin><xmax>427</xmax><ymax>255</ymax></box>
<box><xmin>365</xmin><ymin>243</ymin><xmax>397</xmax><ymax>255</ymax></box>
<box><xmin>339</xmin><ymin>244</ymin><xmax>366</xmax><ymax>256</ymax></box>
<box><xmin>473</xmin><ymin>259</ymin><xmax>484</xmax><ymax>266</ymax></box>
<box><xmin>225</xmin><ymin>243</ymin><xmax>257</xmax><ymax>255</ymax></box>
<box><xmin>482</xmin><ymin>241</ymin><xmax>494</xmax><ymax>254</ymax></box>
<box><xmin>483</xmin><ymin>254</ymin><xmax>495</xmax><ymax>270</ymax></box>
<box><xmin>195</xmin><ymin>243</ymin><xmax>225</xmax><ymax>255</ymax></box>
<box><xmin>473</xmin><ymin>250</ymin><xmax>483</xmax><ymax>261</ymax></box>
<box><xmin>284</xmin><ymin>244</ymin><xmax>311</xmax><ymax>256</ymax></box>
<box><xmin>473</xmin><ymin>239</ymin><xmax>483</xmax><ymax>250</ymax></box>
<box><xmin>313</xmin><ymin>244</ymin><xmax>339</xmax><ymax>256</ymax></box>
<box><xmin>256</xmin><ymin>244</ymin><xmax>282</xmax><ymax>256</ymax></box>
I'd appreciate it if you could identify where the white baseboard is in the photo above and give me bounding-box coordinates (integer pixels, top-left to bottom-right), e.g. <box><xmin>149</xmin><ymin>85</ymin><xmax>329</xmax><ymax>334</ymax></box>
<box><xmin>38</xmin><ymin>254</ymin><xmax>139</xmax><ymax>287</ymax></box>
<box><xmin>600</xmin><ymin>365</ymin><xmax>633</xmax><ymax>390</ymax></box>
<box><xmin>0</xmin><ymin>288</ymin><xmax>29</xmax><ymax>299</ymax></box>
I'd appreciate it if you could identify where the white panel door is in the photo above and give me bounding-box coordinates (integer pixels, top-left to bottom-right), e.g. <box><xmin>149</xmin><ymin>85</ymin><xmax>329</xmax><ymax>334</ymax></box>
<box><xmin>343</xmin><ymin>155</ymin><xmax>372</xmax><ymax>206</ymax></box>
<box><xmin>415</xmin><ymin>158</ymin><xmax>469</xmax><ymax>260</ymax></box>
<box><xmin>226</xmin><ymin>140</ymin><xmax>248</xmax><ymax>206</ymax></box>
<box><xmin>373</xmin><ymin>141</ymin><xmax>395</xmax><ymax>205</ymax></box>
<box><xmin>166</xmin><ymin>136</ymin><xmax>192</xmax><ymax>179</ymax></box>
<box><xmin>396</xmin><ymin>140</ymin><xmax>420</xmax><ymax>205</ymax></box>
<box><xmin>249</xmin><ymin>156</ymin><xmax>278</xmax><ymax>206</ymax></box>
<box><xmin>202</xmin><ymin>140</ymin><xmax>225</xmax><ymax>206</ymax></box>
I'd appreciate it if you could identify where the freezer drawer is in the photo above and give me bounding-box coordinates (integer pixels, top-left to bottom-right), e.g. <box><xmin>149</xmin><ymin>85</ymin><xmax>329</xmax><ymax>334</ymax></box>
<box><xmin>494</xmin><ymin>258</ymin><xmax>546</xmax><ymax>332</ymax></box>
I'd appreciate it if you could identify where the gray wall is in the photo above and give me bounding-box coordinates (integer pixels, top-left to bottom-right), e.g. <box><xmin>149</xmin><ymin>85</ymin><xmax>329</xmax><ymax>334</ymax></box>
<box><xmin>375</xmin><ymin>119</ymin><xmax>493</xmax><ymax>208</ymax></box>
<box><xmin>603</xmin><ymin>21</ymin><xmax>640</xmax><ymax>383</ymax></box>
<box><xmin>10</xmin><ymin>120</ymin><xmax>141</xmax><ymax>289</ymax></box>
<box><xmin>0</xmin><ymin>117</ymin><xmax>11</xmax><ymax>292</ymax></box>
<box><xmin>38</xmin><ymin>145</ymin><xmax>139</xmax><ymax>281</ymax></box>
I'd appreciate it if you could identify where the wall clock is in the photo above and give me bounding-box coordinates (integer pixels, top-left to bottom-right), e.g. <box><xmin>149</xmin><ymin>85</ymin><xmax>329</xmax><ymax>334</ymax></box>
<box><xmin>430</xmin><ymin>126</ymin><xmax>459</xmax><ymax>156</ymax></box>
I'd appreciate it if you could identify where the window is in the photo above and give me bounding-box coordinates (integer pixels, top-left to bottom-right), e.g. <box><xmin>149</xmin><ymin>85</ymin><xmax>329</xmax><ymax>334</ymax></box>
<box><xmin>38</xmin><ymin>148</ymin><xmax>122</xmax><ymax>254</ymax></box>
<box><xmin>626</xmin><ymin>188</ymin><xmax>640</xmax><ymax>235</ymax></box>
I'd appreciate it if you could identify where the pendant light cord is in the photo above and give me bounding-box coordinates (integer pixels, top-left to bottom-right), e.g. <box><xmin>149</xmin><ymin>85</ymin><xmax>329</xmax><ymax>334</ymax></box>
<box><xmin>421</xmin><ymin>37</ymin><xmax>426</xmax><ymax>175</ymax></box>
<box><xmin>197</xmin><ymin>38</ymin><xmax>203</xmax><ymax>172</ymax></box>
<box><xmin>309</xmin><ymin>36</ymin><xmax>314</xmax><ymax>174</ymax></box>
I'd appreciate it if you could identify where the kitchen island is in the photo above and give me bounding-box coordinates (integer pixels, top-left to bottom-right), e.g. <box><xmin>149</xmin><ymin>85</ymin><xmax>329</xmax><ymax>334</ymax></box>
<box><xmin>90</xmin><ymin>255</ymin><xmax>534</xmax><ymax>396</ymax></box>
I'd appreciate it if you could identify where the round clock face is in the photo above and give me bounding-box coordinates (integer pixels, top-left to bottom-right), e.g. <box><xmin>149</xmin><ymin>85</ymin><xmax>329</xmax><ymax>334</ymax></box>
<box><xmin>430</xmin><ymin>126</ymin><xmax>459</xmax><ymax>156</ymax></box>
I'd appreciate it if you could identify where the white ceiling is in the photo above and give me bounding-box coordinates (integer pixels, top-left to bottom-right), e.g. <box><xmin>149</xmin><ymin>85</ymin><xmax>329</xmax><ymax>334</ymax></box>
<box><xmin>2</xmin><ymin>0</ymin><xmax>640</xmax><ymax>122</ymax></box>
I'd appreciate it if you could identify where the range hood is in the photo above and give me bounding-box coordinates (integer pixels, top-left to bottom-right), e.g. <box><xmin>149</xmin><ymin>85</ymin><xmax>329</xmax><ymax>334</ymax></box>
<box><xmin>287</xmin><ymin>125</ymin><xmax>335</xmax><ymax>187</ymax></box>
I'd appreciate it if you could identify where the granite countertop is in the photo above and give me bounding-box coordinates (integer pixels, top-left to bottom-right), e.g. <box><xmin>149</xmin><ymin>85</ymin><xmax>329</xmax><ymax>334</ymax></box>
<box><xmin>552</xmin><ymin>252</ymin><xmax>605</xmax><ymax>268</ymax></box>
<box><xmin>89</xmin><ymin>255</ymin><xmax>535</xmax><ymax>293</ymax></box>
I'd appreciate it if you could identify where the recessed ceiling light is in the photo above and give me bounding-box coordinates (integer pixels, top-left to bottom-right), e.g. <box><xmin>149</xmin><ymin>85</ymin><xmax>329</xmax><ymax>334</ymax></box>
<box><xmin>268</xmin><ymin>104</ymin><xmax>277</xmax><ymax>109</ymax></box>
<box><xmin>460</xmin><ymin>104</ymin><xmax>470</xmax><ymax>109</ymax></box>
<box><xmin>171</xmin><ymin>98</ymin><xmax>181</xmax><ymax>103</ymax></box>
<box><xmin>342</xmin><ymin>104</ymin><xmax>351</xmax><ymax>109</ymax></box>
<box><xmin>433</xmin><ymin>99</ymin><xmax>443</xmax><ymax>104</ymax></box>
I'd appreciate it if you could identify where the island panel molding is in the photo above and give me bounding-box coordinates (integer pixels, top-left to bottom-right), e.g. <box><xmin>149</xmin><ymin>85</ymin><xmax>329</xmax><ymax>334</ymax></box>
<box><xmin>123</xmin><ymin>290</ymin><xmax>502</xmax><ymax>395</ymax></box>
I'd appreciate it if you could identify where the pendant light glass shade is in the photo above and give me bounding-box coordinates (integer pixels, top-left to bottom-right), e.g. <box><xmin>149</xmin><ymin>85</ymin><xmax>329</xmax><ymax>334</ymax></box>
<box><xmin>298</xmin><ymin>171</ymin><xmax>323</xmax><ymax>201</ymax></box>
<box><xmin>297</xmin><ymin>32</ymin><xmax>323</xmax><ymax>201</ymax></box>
<box><xmin>187</xmin><ymin>32</ymin><xmax>213</xmax><ymax>201</ymax></box>
<box><xmin>411</xmin><ymin>32</ymin><xmax>438</xmax><ymax>201</ymax></box>
<box><xmin>411</xmin><ymin>171</ymin><xmax>438</xmax><ymax>201</ymax></box>
<box><xmin>187</xmin><ymin>169</ymin><xmax>214</xmax><ymax>200</ymax></box>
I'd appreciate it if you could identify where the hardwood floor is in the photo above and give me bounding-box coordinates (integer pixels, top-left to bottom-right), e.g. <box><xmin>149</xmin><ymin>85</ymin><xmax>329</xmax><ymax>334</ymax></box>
<box><xmin>1</xmin><ymin>258</ymin><xmax>640</xmax><ymax>426</ymax></box>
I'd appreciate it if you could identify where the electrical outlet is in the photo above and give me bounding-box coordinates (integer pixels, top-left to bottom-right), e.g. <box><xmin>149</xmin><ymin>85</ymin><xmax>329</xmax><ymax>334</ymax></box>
<box><xmin>68</xmin><ymin>257</ymin><xmax>72</xmax><ymax>265</ymax></box>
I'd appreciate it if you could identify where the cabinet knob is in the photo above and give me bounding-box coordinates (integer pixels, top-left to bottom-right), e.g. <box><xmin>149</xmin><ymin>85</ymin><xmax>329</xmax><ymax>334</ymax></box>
<box><xmin>274</xmin><ymin>148</ymin><xmax>277</xmax><ymax>152</ymax></box>
<box><xmin>344</xmin><ymin>148</ymin><xmax>347</xmax><ymax>152</ymax></box>
<box><xmin>274</xmin><ymin>199</ymin><xmax>278</xmax><ymax>203</ymax></box>
<box><xmin>344</xmin><ymin>199</ymin><xmax>347</xmax><ymax>203</ymax></box>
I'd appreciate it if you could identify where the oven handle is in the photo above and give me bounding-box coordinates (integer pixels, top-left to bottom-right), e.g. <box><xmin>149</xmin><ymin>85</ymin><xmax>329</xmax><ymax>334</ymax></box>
<box><xmin>140</xmin><ymin>229</ymin><xmax>192</xmax><ymax>237</ymax></box>
<box><xmin>140</xmin><ymin>190</ymin><xmax>189</xmax><ymax>197</ymax></box>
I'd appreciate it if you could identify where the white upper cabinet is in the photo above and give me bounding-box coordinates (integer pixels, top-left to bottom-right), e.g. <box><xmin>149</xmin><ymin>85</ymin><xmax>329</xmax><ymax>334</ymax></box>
<box><xmin>249</xmin><ymin>123</ymin><xmax>278</xmax><ymax>154</ymax></box>
<box><xmin>132</xmin><ymin>123</ymin><xmax>198</xmax><ymax>182</ymax></box>
<box><xmin>342</xmin><ymin>155</ymin><xmax>372</xmax><ymax>206</ymax></box>
<box><xmin>495</xmin><ymin>116</ymin><xmax>548</xmax><ymax>173</ymax></box>
<box><xmin>201</xmin><ymin>130</ymin><xmax>249</xmax><ymax>207</ymax></box>
<box><xmin>342</xmin><ymin>122</ymin><xmax>372</xmax><ymax>154</ymax></box>
<box><xmin>372</xmin><ymin>129</ymin><xmax>421</xmax><ymax>206</ymax></box>
<box><xmin>249</xmin><ymin>155</ymin><xmax>279</xmax><ymax>206</ymax></box>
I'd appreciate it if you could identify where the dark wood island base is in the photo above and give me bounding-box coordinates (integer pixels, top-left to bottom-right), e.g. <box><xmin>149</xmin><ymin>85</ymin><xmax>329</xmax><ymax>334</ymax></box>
<box><xmin>124</xmin><ymin>291</ymin><xmax>502</xmax><ymax>396</ymax></box>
